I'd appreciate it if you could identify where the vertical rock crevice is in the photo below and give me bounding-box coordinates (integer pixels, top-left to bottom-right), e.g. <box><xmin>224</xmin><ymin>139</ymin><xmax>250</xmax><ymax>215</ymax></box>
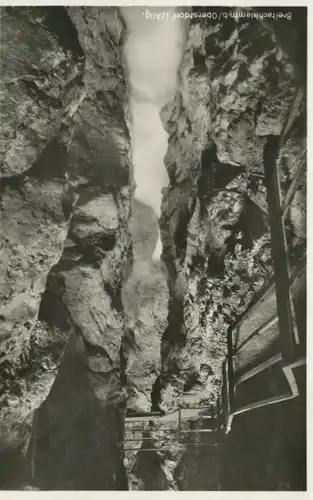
<box><xmin>119</xmin><ymin>8</ymin><xmax>187</xmax><ymax>414</ymax></box>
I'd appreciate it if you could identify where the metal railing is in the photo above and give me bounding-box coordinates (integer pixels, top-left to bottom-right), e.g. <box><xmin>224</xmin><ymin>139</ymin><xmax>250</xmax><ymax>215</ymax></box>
<box><xmin>218</xmin><ymin>87</ymin><xmax>306</xmax><ymax>428</ymax></box>
<box><xmin>124</xmin><ymin>407</ymin><xmax>224</xmax><ymax>452</ymax></box>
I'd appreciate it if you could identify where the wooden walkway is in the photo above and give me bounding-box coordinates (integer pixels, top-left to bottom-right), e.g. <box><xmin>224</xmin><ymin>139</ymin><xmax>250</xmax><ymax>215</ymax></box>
<box><xmin>223</xmin><ymin>87</ymin><xmax>306</xmax><ymax>428</ymax></box>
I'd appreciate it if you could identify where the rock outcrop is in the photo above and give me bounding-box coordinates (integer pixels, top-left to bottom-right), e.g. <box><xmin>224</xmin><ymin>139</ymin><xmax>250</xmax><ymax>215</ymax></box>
<box><xmin>0</xmin><ymin>7</ymin><xmax>131</xmax><ymax>486</ymax></box>
<box><xmin>121</xmin><ymin>200</ymin><xmax>168</xmax><ymax>412</ymax></box>
<box><xmin>122</xmin><ymin>7</ymin><xmax>306</xmax><ymax>489</ymax></box>
<box><xmin>155</xmin><ymin>7</ymin><xmax>306</xmax><ymax>411</ymax></box>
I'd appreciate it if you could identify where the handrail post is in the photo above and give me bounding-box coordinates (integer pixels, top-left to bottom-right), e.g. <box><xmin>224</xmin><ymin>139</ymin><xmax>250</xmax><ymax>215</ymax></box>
<box><xmin>227</xmin><ymin>324</ymin><xmax>235</xmax><ymax>413</ymax></box>
<box><xmin>263</xmin><ymin>135</ymin><xmax>295</xmax><ymax>363</ymax></box>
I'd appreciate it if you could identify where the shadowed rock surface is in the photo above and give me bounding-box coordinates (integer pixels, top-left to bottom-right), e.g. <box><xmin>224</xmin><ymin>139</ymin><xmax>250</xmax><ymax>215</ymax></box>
<box><xmin>0</xmin><ymin>6</ymin><xmax>131</xmax><ymax>487</ymax></box>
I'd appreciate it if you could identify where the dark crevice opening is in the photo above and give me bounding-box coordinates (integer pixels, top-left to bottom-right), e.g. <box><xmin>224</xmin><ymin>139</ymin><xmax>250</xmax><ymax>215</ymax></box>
<box><xmin>174</xmin><ymin>206</ymin><xmax>190</xmax><ymax>260</ymax></box>
<box><xmin>150</xmin><ymin>377</ymin><xmax>163</xmax><ymax>413</ymax></box>
<box><xmin>0</xmin><ymin>138</ymin><xmax>68</xmax><ymax>192</ymax></box>
<box><xmin>5</xmin><ymin>6</ymin><xmax>84</xmax><ymax>59</ymax></box>
<box><xmin>43</xmin><ymin>7</ymin><xmax>84</xmax><ymax>58</ymax></box>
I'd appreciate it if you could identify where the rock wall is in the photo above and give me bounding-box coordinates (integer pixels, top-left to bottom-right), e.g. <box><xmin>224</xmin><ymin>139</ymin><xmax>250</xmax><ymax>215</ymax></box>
<box><xmin>155</xmin><ymin>7</ymin><xmax>306</xmax><ymax>412</ymax></box>
<box><xmin>123</xmin><ymin>8</ymin><xmax>306</xmax><ymax>488</ymax></box>
<box><xmin>0</xmin><ymin>6</ymin><xmax>132</xmax><ymax>487</ymax></box>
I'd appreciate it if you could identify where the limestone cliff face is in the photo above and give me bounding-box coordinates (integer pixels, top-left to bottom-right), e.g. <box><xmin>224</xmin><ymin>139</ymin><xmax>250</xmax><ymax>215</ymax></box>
<box><xmin>121</xmin><ymin>8</ymin><xmax>306</xmax><ymax>491</ymax></box>
<box><xmin>0</xmin><ymin>7</ymin><xmax>131</xmax><ymax>469</ymax></box>
<box><xmin>121</xmin><ymin>201</ymin><xmax>168</xmax><ymax>413</ymax></box>
<box><xmin>153</xmin><ymin>8</ymin><xmax>306</xmax><ymax>413</ymax></box>
<box><xmin>0</xmin><ymin>7</ymin><xmax>84</xmax><ymax>178</ymax></box>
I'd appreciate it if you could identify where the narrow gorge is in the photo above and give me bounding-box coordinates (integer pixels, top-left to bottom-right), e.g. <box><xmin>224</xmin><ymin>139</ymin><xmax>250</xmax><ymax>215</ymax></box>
<box><xmin>0</xmin><ymin>6</ymin><xmax>306</xmax><ymax>491</ymax></box>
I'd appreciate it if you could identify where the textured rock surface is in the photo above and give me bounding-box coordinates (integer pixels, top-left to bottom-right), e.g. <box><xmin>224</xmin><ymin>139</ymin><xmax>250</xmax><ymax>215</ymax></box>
<box><xmin>155</xmin><ymin>8</ymin><xmax>306</xmax><ymax>412</ymax></box>
<box><xmin>122</xmin><ymin>200</ymin><xmax>168</xmax><ymax>412</ymax></box>
<box><xmin>0</xmin><ymin>7</ymin><xmax>85</xmax><ymax>178</ymax></box>
<box><xmin>121</xmin><ymin>9</ymin><xmax>306</xmax><ymax>488</ymax></box>
<box><xmin>122</xmin><ymin>259</ymin><xmax>168</xmax><ymax>412</ymax></box>
<box><xmin>0</xmin><ymin>7</ymin><xmax>131</xmax><ymax>486</ymax></box>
